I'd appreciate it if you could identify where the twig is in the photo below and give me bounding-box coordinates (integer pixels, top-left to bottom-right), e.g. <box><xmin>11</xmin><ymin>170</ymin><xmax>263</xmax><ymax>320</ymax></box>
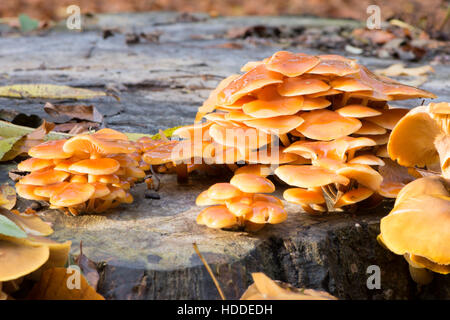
<box><xmin>192</xmin><ymin>242</ymin><xmax>226</xmax><ymax>300</ymax></box>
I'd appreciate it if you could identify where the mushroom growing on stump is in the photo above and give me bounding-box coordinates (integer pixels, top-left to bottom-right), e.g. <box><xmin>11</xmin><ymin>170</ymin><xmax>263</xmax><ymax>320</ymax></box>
<box><xmin>171</xmin><ymin>50</ymin><xmax>435</xmax><ymax>215</ymax></box>
<box><xmin>15</xmin><ymin>128</ymin><xmax>143</xmax><ymax>215</ymax></box>
<box><xmin>0</xmin><ymin>208</ymin><xmax>71</xmax><ymax>298</ymax></box>
<box><xmin>379</xmin><ymin>102</ymin><xmax>450</xmax><ymax>284</ymax></box>
<box><xmin>196</xmin><ymin>173</ymin><xmax>286</xmax><ymax>232</ymax></box>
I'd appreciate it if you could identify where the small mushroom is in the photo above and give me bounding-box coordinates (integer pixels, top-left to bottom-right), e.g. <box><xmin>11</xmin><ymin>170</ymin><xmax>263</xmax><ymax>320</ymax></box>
<box><xmin>265</xmin><ymin>51</ymin><xmax>320</xmax><ymax>77</ymax></box>
<box><xmin>17</xmin><ymin>158</ymin><xmax>54</xmax><ymax>172</ymax></box>
<box><xmin>277</xmin><ymin>78</ymin><xmax>330</xmax><ymax>96</ymax></box>
<box><xmin>230</xmin><ymin>173</ymin><xmax>275</xmax><ymax>193</ymax></box>
<box><xmin>207</xmin><ymin>183</ymin><xmax>243</xmax><ymax>200</ymax></box>
<box><xmin>19</xmin><ymin>169</ymin><xmax>69</xmax><ymax>186</ymax></box>
<box><xmin>196</xmin><ymin>205</ymin><xmax>238</xmax><ymax>229</ymax></box>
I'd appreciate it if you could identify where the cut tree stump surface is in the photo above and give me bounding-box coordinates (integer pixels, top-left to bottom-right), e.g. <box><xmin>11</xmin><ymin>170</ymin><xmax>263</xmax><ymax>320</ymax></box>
<box><xmin>0</xmin><ymin>12</ymin><xmax>449</xmax><ymax>299</ymax></box>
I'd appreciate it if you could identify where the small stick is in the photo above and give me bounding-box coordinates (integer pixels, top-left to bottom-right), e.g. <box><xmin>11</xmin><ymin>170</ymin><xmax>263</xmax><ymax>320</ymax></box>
<box><xmin>192</xmin><ymin>242</ymin><xmax>226</xmax><ymax>300</ymax></box>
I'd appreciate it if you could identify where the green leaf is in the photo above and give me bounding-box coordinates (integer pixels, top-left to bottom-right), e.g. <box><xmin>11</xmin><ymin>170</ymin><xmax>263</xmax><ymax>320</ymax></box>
<box><xmin>18</xmin><ymin>14</ymin><xmax>39</xmax><ymax>32</ymax></box>
<box><xmin>0</xmin><ymin>214</ymin><xmax>27</xmax><ymax>238</ymax></box>
<box><xmin>0</xmin><ymin>136</ymin><xmax>25</xmax><ymax>160</ymax></box>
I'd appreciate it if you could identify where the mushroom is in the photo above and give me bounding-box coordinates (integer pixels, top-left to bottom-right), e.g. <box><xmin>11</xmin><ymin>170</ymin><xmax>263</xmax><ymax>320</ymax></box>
<box><xmin>379</xmin><ymin>176</ymin><xmax>450</xmax><ymax>279</ymax></box>
<box><xmin>388</xmin><ymin>104</ymin><xmax>449</xmax><ymax>173</ymax></box>
<box><xmin>196</xmin><ymin>205</ymin><xmax>238</xmax><ymax>229</ymax></box>
<box><xmin>28</xmin><ymin>140</ymin><xmax>72</xmax><ymax>159</ymax></box>
<box><xmin>296</xmin><ymin>110</ymin><xmax>362</xmax><ymax>141</ymax></box>
<box><xmin>230</xmin><ymin>173</ymin><xmax>275</xmax><ymax>193</ymax></box>
<box><xmin>275</xmin><ymin>165</ymin><xmax>350</xmax><ymax>188</ymax></box>
<box><xmin>265</xmin><ymin>51</ymin><xmax>320</xmax><ymax>77</ymax></box>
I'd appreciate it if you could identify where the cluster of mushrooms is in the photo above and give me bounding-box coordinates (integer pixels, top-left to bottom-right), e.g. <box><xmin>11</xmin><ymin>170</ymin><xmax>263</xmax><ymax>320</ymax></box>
<box><xmin>196</xmin><ymin>173</ymin><xmax>286</xmax><ymax>231</ymax></box>
<box><xmin>379</xmin><ymin>102</ymin><xmax>450</xmax><ymax>283</ymax></box>
<box><xmin>170</xmin><ymin>50</ymin><xmax>436</xmax><ymax>223</ymax></box>
<box><xmin>15</xmin><ymin>129</ymin><xmax>146</xmax><ymax>215</ymax></box>
<box><xmin>0</xmin><ymin>209</ymin><xmax>71</xmax><ymax>299</ymax></box>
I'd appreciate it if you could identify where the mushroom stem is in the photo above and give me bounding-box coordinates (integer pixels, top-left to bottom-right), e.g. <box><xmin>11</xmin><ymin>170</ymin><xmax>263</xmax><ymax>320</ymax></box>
<box><xmin>347</xmin><ymin>149</ymin><xmax>356</xmax><ymax>161</ymax></box>
<box><xmin>87</xmin><ymin>198</ymin><xmax>95</xmax><ymax>212</ymax></box>
<box><xmin>227</xmin><ymin>164</ymin><xmax>239</xmax><ymax>172</ymax></box>
<box><xmin>408</xmin><ymin>264</ymin><xmax>434</xmax><ymax>285</ymax></box>
<box><xmin>360</xmin><ymin>98</ymin><xmax>369</xmax><ymax>106</ymax></box>
<box><xmin>175</xmin><ymin>163</ymin><xmax>188</xmax><ymax>184</ymax></box>
<box><xmin>341</xmin><ymin>92</ymin><xmax>351</xmax><ymax>107</ymax></box>
<box><xmin>95</xmin><ymin>199</ymin><xmax>113</xmax><ymax>213</ymax></box>
<box><xmin>279</xmin><ymin>134</ymin><xmax>291</xmax><ymax>147</ymax></box>
<box><xmin>68</xmin><ymin>207</ymin><xmax>79</xmax><ymax>216</ymax></box>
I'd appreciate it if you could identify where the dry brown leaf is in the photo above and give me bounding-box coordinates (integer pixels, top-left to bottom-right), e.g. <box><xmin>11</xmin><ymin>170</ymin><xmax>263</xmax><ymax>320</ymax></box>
<box><xmin>75</xmin><ymin>242</ymin><xmax>100</xmax><ymax>290</ymax></box>
<box><xmin>27</xmin><ymin>267</ymin><xmax>104</xmax><ymax>300</ymax></box>
<box><xmin>44</xmin><ymin>102</ymin><xmax>103</xmax><ymax>123</ymax></box>
<box><xmin>1</xmin><ymin>120</ymin><xmax>55</xmax><ymax>161</ymax></box>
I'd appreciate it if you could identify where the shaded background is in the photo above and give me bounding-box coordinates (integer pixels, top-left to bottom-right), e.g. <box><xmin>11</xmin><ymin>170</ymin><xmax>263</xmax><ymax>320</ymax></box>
<box><xmin>0</xmin><ymin>0</ymin><xmax>448</xmax><ymax>35</ymax></box>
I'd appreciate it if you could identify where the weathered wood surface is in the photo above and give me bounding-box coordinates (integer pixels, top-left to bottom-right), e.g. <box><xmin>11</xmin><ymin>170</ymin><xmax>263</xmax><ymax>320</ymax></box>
<box><xmin>0</xmin><ymin>12</ymin><xmax>449</xmax><ymax>299</ymax></box>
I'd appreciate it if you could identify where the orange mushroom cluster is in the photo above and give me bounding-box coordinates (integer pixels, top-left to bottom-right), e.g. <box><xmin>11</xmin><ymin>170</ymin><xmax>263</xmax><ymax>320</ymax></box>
<box><xmin>15</xmin><ymin>129</ymin><xmax>145</xmax><ymax>215</ymax></box>
<box><xmin>175</xmin><ymin>51</ymin><xmax>436</xmax><ymax>214</ymax></box>
<box><xmin>196</xmin><ymin>173</ymin><xmax>287</xmax><ymax>231</ymax></box>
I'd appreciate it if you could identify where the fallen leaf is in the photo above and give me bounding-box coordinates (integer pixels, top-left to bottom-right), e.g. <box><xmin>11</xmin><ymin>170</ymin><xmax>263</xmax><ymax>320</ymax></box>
<box><xmin>0</xmin><ymin>214</ymin><xmax>27</xmax><ymax>238</ymax></box>
<box><xmin>27</xmin><ymin>267</ymin><xmax>104</xmax><ymax>300</ymax></box>
<box><xmin>75</xmin><ymin>242</ymin><xmax>99</xmax><ymax>290</ymax></box>
<box><xmin>0</xmin><ymin>84</ymin><xmax>114</xmax><ymax>101</ymax></box>
<box><xmin>0</xmin><ymin>184</ymin><xmax>16</xmax><ymax>210</ymax></box>
<box><xmin>374</xmin><ymin>63</ymin><xmax>434</xmax><ymax>77</ymax></box>
<box><xmin>53</xmin><ymin>121</ymin><xmax>99</xmax><ymax>134</ymax></box>
<box><xmin>43</xmin><ymin>102</ymin><xmax>103</xmax><ymax>123</ymax></box>
<box><xmin>1</xmin><ymin>120</ymin><xmax>56</xmax><ymax>161</ymax></box>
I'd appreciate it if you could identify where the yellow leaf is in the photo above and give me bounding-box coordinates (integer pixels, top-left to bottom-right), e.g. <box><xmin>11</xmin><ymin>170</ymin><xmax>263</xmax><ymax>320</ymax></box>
<box><xmin>0</xmin><ymin>84</ymin><xmax>112</xmax><ymax>100</ymax></box>
<box><xmin>0</xmin><ymin>184</ymin><xmax>16</xmax><ymax>210</ymax></box>
<box><xmin>27</xmin><ymin>267</ymin><xmax>105</xmax><ymax>300</ymax></box>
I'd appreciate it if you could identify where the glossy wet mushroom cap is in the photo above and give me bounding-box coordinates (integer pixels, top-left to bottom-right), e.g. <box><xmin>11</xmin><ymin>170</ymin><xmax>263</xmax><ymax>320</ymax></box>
<box><xmin>19</xmin><ymin>169</ymin><xmax>70</xmax><ymax>186</ymax></box>
<box><xmin>0</xmin><ymin>240</ymin><xmax>50</xmax><ymax>282</ymax></box>
<box><xmin>29</xmin><ymin>139</ymin><xmax>72</xmax><ymax>159</ymax></box>
<box><xmin>69</xmin><ymin>158</ymin><xmax>120</xmax><ymax>176</ymax></box>
<box><xmin>230</xmin><ymin>173</ymin><xmax>275</xmax><ymax>193</ymax></box>
<box><xmin>196</xmin><ymin>205</ymin><xmax>238</xmax><ymax>229</ymax></box>
<box><xmin>49</xmin><ymin>182</ymin><xmax>95</xmax><ymax>207</ymax></box>
<box><xmin>296</xmin><ymin>109</ymin><xmax>361</xmax><ymax>141</ymax></box>
<box><xmin>207</xmin><ymin>183</ymin><xmax>243</xmax><ymax>200</ymax></box>
<box><xmin>283</xmin><ymin>188</ymin><xmax>325</xmax><ymax>205</ymax></box>
<box><xmin>275</xmin><ymin>165</ymin><xmax>349</xmax><ymax>188</ymax></box>
<box><xmin>265</xmin><ymin>51</ymin><xmax>320</xmax><ymax>77</ymax></box>
<box><xmin>17</xmin><ymin>158</ymin><xmax>54</xmax><ymax>172</ymax></box>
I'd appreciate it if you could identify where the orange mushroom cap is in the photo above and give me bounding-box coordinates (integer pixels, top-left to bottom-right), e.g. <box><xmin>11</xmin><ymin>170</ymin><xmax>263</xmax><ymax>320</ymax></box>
<box><xmin>50</xmin><ymin>182</ymin><xmax>95</xmax><ymax>207</ymax></box>
<box><xmin>283</xmin><ymin>188</ymin><xmax>325</xmax><ymax>205</ymax></box>
<box><xmin>91</xmin><ymin>128</ymin><xmax>128</xmax><ymax>141</ymax></box>
<box><xmin>296</xmin><ymin>109</ymin><xmax>361</xmax><ymax>141</ymax></box>
<box><xmin>69</xmin><ymin>158</ymin><xmax>120</xmax><ymax>176</ymax></box>
<box><xmin>29</xmin><ymin>139</ymin><xmax>72</xmax><ymax>159</ymax></box>
<box><xmin>244</xmin><ymin>115</ymin><xmax>304</xmax><ymax>135</ymax></box>
<box><xmin>235</xmin><ymin>164</ymin><xmax>273</xmax><ymax>177</ymax></box>
<box><xmin>195</xmin><ymin>190</ymin><xmax>226</xmax><ymax>206</ymax></box>
<box><xmin>207</xmin><ymin>183</ymin><xmax>243</xmax><ymax>200</ymax></box>
<box><xmin>63</xmin><ymin>134</ymin><xmax>136</xmax><ymax>155</ymax></box>
<box><xmin>246</xmin><ymin>201</ymin><xmax>287</xmax><ymax>224</ymax></box>
<box><xmin>336</xmin><ymin>105</ymin><xmax>382</xmax><ymax>118</ymax></box>
<box><xmin>19</xmin><ymin>169</ymin><xmax>70</xmax><ymax>186</ymax></box>
<box><xmin>306</xmin><ymin>55</ymin><xmax>360</xmax><ymax>76</ymax></box>
<box><xmin>354</xmin><ymin>120</ymin><xmax>387</xmax><ymax>135</ymax></box>
<box><xmin>265</xmin><ymin>51</ymin><xmax>320</xmax><ymax>77</ymax></box>
<box><xmin>275</xmin><ymin>165</ymin><xmax>350</xmax><ymax>188</ymax></box>
<box><xmin>334</xmin><ymin>187</ymin><xmax>374</xmax><ymax>208</ymax></box>
<box><xmin>336</xmin><ymin>164</ymin><xmax>383</xmax><ymax>191</ymax></box>
<box><xmin>366</xmin><ymin>108</ymin><xmax>409</xmax><ymax>130</ymax></box>
<box><xmin>277</xmin><ymin>78</ymin><xmax>330</xmax><ymax>97</ymax></box>
<box><xmin>196</xmin><ymin>205</ymin><xmax>238</xmax><ymax>229</ymax></box>
<box><xmin>17</xmin><ymin>158</ymin><xmax>54</xmax><ymax>172</ymax></box>
<box><xmin>230</xmin><ymin>173</ymin><xmax>275</xmax><ymax>193</ymax></box>
<box><xmin>218</xmin><ymin>64</ymin><xmax>284</xmax><ymax>105</ymax></box>
<box><xmin>34</xmin><ymin>182</ymin><xmax>69</xmax><ymax>198</ymax></box>
<box><xmin>15</xmin><ymin>184</ymin><xmax>48</xmax><ymax>201</ymax></box>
